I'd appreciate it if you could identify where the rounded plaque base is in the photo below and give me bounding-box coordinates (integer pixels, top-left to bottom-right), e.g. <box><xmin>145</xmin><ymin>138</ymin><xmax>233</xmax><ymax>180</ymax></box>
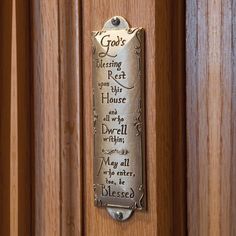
<box><xmin>107</xmin><ymin>207</ymin><xmax>133</xmax><ymax>222</ymax></box>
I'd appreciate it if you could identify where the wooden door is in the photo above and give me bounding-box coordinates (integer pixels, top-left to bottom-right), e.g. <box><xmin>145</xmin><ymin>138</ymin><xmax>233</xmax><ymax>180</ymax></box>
<box><xmin>0</xmin><ymin>0</ymin><xmax>235</xmax><ymax>236</ymax></box>
<box><xmin>187</xmin><ymin>0</ymin><xmax>236</xmax><ymax>235</ymax></box>
<box><xmin>30</xmin><ymin>0</ymin><xmax>186</xmax><ymax>235</ymax></box>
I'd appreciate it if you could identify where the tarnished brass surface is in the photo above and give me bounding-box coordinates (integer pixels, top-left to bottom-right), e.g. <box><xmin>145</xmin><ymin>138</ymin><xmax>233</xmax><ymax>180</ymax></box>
<box><xmin>92</xmin><ymin>17</ymin><xmax>145</xmax><ymax>211</ymax></box>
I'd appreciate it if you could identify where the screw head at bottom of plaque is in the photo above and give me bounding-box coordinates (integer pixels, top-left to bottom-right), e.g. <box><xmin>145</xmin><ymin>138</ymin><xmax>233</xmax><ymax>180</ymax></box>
<box><xmin>107</xmin><ymin>207</ymin><xmax>133</xmax><ymax>221</ymax></box>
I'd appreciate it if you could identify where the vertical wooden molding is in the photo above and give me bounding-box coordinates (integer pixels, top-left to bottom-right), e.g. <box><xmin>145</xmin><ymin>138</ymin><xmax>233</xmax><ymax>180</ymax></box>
<box><xmin>0</xmin><ymin>0</ymin><xmax>31</xmax><ymax>235</ymax></box>
<box><xmin>155</xmin><ymin>0</ymin><xmax>173</xmax><ymax>234</ymax></box>
<box><xmin>187</xmin><ymin>0</ymin><xmax>236</xmax><ymax>235</ymax></box>
<box><xmin>0</xmin><ymin>1</ymin><xmax>12</xmax><ymax>235</ymax></box>
<box><xmin>15</xmin><ymin>0</ymin><xmax>32</xmax><ymax>235</ymax></box>
<box><xmin>10</xmin><ymin>0</ymin><xmax>18</xmax><ymax>234</ymax></box>
<box><xmin>231</xmin><ymin>2</ymin><xmax>236</xmax><ymax>234</ymax></box>
<box><xmin>32</xmin><ymin>1</ymin><xmax>84</xmax><ymax>234</ymax></box>
<box><xmin>208</xmin><ymin>1</ymin><xmax>221</xmax><ymax>234</ymax></box>
<box><xmin>32</xmin><ymin>1</ymin><xmax>60</xmax><ymax>235</ymax></box>
<box><xmin>172</xmin><ymin>1</ymin><xmax>187</xmax><ymax>235</ymax></box>
<box><xmin>58</xmin><ymin>0</ymin><xmax>83</xmax><ymax>235</ymax></box>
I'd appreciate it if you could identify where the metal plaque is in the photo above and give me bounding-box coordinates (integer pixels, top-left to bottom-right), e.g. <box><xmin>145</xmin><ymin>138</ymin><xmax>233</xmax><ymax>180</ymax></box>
<box><xmin>92</xmin><ymin>16</ymin><xmax>145</xmax><ymax>221</ymax></box>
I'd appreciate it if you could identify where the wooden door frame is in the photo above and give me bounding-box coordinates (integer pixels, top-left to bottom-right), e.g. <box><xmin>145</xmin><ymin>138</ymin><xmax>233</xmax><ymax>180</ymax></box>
<box><xmin>0</xmin><ymin>0</ymin><xmax>31</xmax><ymax>235</ymax></box>
<box><xmin>2</xmin><ymin>0</ymin><xmax>236</xmax><ymax>235</ymax></box>
<box><xmin>31</xmin><ymin>0</ymin><xmax>186</xmax><ymax>235</ymax></box>
<box><xmin>187</xmin><ymin>0</ymin><xmax>236</xmax><ymax>235</ymax></box>
<box><xmin>1</xmin><ymin>0</ymin><xmax>187</xmax><ymax>235</ymax></box>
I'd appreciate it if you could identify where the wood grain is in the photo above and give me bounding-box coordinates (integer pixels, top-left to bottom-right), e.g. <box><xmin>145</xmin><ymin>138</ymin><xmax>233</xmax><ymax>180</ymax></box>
<box><xmin>187</xmin><ymin>0</ymin><xmax>236</xmax><ymax>235</ymax></box>
<box><xmin>15</xmin><ymin>0</ymin><xmax>31</xmax><ymax>234</ymax></box>
<box><xmin>58</xmin><ymin>0</ymin><xmax>83</xmax><ymax>235</ymax></box>
<box><xmin>32</xmin><ymin>1</ymin><xmax>84</xmax><ymax>235</ymax></box>
<box><xmin>32</xmin><ymin>0</ymin><xmax>60</xmax><ymax>235</ymax></box>
<box><xmin>0</xmin><ymin>1</ymin><xmax>31</xmax><ymax>235</ymax></box>
<box><xmin>31</xmin><ymin>0</ymin><xmax>185</xmax><ymax>235</ymax></box>
<box><xmin>172</xmin><ymin>1</ymin><xmax>187</xmax><ymax>235</ymax></box>
<box><xmin>0</xmin><ymin>0</ymin><xmax>186</xmax><ymax>235</ymax></box>
<box><xmin>82</xmin><ymin>0</ymin><xmax>186</xmax><ymax>235</ymax></box>
<box><xmin>10</xmin><ymin>0</ymin><xmax>18</xmax><ymax>234</ymax></box>
<box><xmin>0</xmin><ymin>1</ymin><xmax>12</xmax><ymax>235</ymax></box>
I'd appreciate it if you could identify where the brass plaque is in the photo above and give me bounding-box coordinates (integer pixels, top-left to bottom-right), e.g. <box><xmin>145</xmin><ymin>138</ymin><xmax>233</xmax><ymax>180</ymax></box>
<box><xmin>92</xmin><ymin>16</ymin><xmax>145</xmax><ymax>217</ymax></box>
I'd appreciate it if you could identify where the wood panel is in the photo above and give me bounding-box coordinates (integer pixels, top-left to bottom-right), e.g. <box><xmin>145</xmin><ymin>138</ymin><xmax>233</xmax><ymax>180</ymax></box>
<box><xmin>32</xmin><ymin>1</ymin><xmax>84</xmax><ymax>235</ymax></box>
<box><xmin>32</xmin><ymin>1</ymin><xmax>60</xmax><ymax>235</ymax></box>
<box><xmin>58</xmin><ymin>0</ymin><xmax>83</xmax><ymax>235</ymax></box>
<box><xmin>15</xmin><ymin>0</ymin><xmax>31</xmax><ymax>235</ymax></box>
<box><xmin>10</xmin><ymin>0</ymin><xmax>18</xmax><ymax>234</ymax></box>
<box><xmin>82</xmin><ymin>0</ymin><xmax>186</xmax><ymax>235</ymax></box>
<box><xmin>31</xmin><ymin>0</ymin><xmax>185</xmax><ymax>235</ymax></box>
<box><xmin>0</xmin><ymin>0</ymin><xmax>31</xmax><ymax>235</ymax></box>
<box><xmin>0</xmin><ymin>1</ymin><xmax>12</xmax><ymax>235</ymax></box>
<box><xmin>187</xmin><ymin>0</ymin><xmax>236</xmax><ymax>235</ymax></box>
<box><xmin>172</xmin><ymin>1</ymin><xmax>187</xmax><ymax>235</ymax></box>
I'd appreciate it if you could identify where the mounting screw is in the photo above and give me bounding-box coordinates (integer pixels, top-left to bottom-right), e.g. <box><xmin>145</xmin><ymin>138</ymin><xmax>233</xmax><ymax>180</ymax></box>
<box><xmin>111</xmin><ymin>17</ymin><xmax>120</xmax><ymax>26</ymax></box>
<box><xmin>114</xmin><ymin>211</ymin><xmax>123</xmax><ymax>221</ymax></box>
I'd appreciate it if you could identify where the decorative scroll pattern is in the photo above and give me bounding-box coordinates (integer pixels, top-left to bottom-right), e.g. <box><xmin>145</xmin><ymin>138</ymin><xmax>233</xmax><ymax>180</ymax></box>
<box><xmin>102</xmin><ymin>149</ymin><xmax>129</xmax><ymax>155</ymax></box>
<box><xmin>134</xmin><ymin>99</ymin><xmax>142</xmax><ymax>136</ymax></box>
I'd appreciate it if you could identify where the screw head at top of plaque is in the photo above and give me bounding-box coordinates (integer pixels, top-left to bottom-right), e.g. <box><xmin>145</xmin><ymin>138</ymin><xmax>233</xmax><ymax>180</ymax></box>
<box><xmin>92</xmin><ymin>16</ymin><xmax>146</xmax><ymax>221</ymax></box>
